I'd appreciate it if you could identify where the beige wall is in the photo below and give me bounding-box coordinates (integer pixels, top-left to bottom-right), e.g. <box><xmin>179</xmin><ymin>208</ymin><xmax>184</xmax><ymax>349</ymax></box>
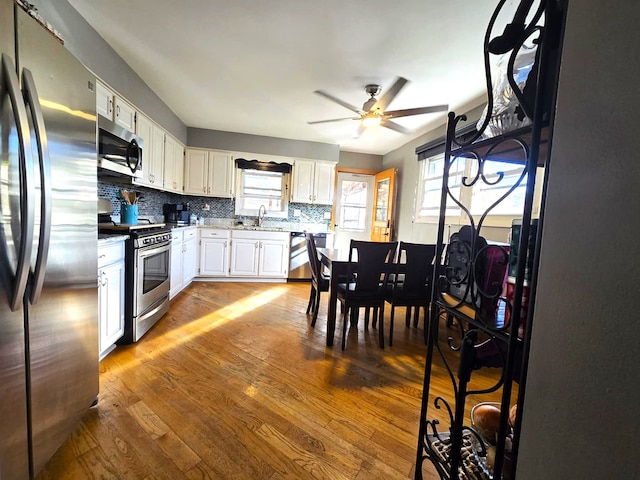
<box><xmin>380</xmin><ymin>103</ymin><xmax>513</xmax><ymax>244</ymax></box>
<box><xmin>337</xmin><ymin>151</ymin><xmax>383</xmax><ymax>170</ymax></box>
<box><xmin>517</xmin><ymin>1</ymin><xmax>640</xmax><ymax>478</ymax></box>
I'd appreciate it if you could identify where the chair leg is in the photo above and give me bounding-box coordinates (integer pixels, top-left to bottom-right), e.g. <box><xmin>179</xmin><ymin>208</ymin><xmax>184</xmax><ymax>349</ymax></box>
<box><xmin>378</xmin><ymin>304</ymin><xmax>385</xmax><ymax>349</ymax></box>
<box><xmin>372</xmin><ymin>307</ymin><xmax>379</xmax><ymax>328</ymax></box>
<box><xmin>413</xmin><ymin>305</ymin><xmax>421</xmax><ymax>327</ymax></box>
<box><xmin>306</xmin><ymin>285</ymin><xmax>316</xmax><ymax>314</ymax></box>
<box><xmin>389</xmin><ymin>305</ymin><xmax>395</xmax><ymax>347</ymax></box>
<box><xmin>405</xmin><ymin>306</ymin><xmax>412</xmax><ymax>327</ymax></box>
<box><xmin>341</xmin><ymin>305</ymin><xmax>348</xmax><ymax>350</ymax></box>
<box><xmin>311</xmin><ymin>291</ymin><xmax>321</xmax><ymax>327</ymax></box>
<box><xmin>364</xmin><ymin>307</ymin><xmax>370</xmax><ymax>330</ymax></box>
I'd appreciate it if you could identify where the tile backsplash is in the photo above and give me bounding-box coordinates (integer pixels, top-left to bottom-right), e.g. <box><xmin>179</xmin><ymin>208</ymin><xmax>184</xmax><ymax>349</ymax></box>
<box><xmin>98</xmin><ymin>179</ymin><xmax>331</xmax><ymax>228</ymax></box>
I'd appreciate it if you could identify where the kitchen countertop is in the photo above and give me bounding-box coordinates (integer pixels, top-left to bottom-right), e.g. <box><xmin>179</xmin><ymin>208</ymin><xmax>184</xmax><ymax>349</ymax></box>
<box><xmin>98</xmin><ymin>234</ymin><xmax>129</xmax><ymax>246</ymax></box>
<box><xmin>195</xmin><ymin>225</ymin><xmax>330</xmax><ymax>233</ymax></box>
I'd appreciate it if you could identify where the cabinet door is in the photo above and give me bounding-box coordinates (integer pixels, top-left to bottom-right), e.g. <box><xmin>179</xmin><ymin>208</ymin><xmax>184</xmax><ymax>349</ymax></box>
<box><xmin>164</xmin><ymin>139</ymin><xmax>184</xmax><ymax>193</ymax></box>
<box><xmin>113</xmin><ymin>96</ymin><xmax>136</xmax><ymax>131</ymax></box>
<box><xmin>96</xmin><ymin>81</ymin><xmax>114</xmax><ymax>119</ymax></box>
<box><xmin>258</xmin><ymin>240</ymin><xmax>288</xmax><ymax>277</ymax></box>
<box><xmin>291</xmin><ymin>159</ymin><xmax>315</xmax><ymax>203</ymax></box>
<box><xmin>164</xmin><ymin>135</ymin><xmax>178</xmax><ymax>192</ymax></box>
<box><xmin>182</xmin><ymin>237</ymin><xmax>198</xmax><ymax>286</ymax></box>
<box><xmin>98</xmin><ymin>261</ymin><xmax>125</xmax><ymax>358</ymax></box>
<box><xmin>169</xmin><ymin>242</ymin><xmax>184</xmax><ymax>299</ymax></box>
<box><xmin>184</xmin><ymin>149</ymin><xmax>209</xmax><ymax>195</ymax></box>
<box><xmin>150</xmin><ymin>124</ymin><xmax>165</xmax><ymax>187</ymax></box>
<box><xmin>230</xmin><ymin>239</ymin><xmax>259</xmax><ymax>276</ymax></box>
<box><xmin>135</xmin><ymin>113</ymin><xmax>154</xmax><ymax>185</ymax></box>
<box><xmin>200</xmin><ymin>238</ymin><xmax>229</xmax><ymax>276</ymax></box>
<box><xmin>209</xmin><ymin>151</ymin><xmax>234</xmax><ymax>198</ymax></box>
<box><xmin>314</xmin><ymin>162</ymin><xmax>336</xmax><ymax>204</ymax></box>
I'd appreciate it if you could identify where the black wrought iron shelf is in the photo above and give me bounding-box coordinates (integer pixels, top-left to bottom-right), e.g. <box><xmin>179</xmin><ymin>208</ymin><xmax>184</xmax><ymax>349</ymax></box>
<box><xmin>414</xmin><ymin>1</ymin><xmax>567</xmax><ymax>479</ymax></box>
<box><xmin>450</xmin><ymin>123</ymin><xmax>551</xmax><ymax>168</ymax></box>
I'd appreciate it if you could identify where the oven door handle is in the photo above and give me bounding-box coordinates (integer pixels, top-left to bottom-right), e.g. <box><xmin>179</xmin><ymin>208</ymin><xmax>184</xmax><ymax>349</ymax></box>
<box><xmin>137</xmin><ymin>243</ymin><xmax>170</xmax><ymax>260</ymax></box>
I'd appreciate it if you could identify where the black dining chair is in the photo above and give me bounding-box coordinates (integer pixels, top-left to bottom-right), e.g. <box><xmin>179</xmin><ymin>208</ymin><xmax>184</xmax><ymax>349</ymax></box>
<box><xmin>305</xmin><ymin>233</ymin><xmax>330</xmax><ymax>327</ymax></box>
<box><xmin>337</xmin><ymin>240</ymin><xmax>398</xmax><ymax>350</ymax></box>
<box><xmin>384</xmin><ymin>242</ymin><xmax>436</xmax><ymax>346</ymax></box>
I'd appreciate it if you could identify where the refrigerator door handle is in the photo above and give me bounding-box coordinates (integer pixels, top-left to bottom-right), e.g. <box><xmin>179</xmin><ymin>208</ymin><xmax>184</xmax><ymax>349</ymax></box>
<box><xmin>22</xmin><ymin>68</ymin><xmax>51</xmax><ymax>305</ymax></box>
<box><xmin>1</xmin><ymin>54</ymin><xmax>35</xmax><ymax>311</ymax></box>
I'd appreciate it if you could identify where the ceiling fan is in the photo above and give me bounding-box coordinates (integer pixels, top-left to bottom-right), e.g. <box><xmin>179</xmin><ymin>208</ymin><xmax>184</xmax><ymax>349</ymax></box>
<box><xmin>308</xmin><ymin>77</ymin><xmax>448</xmax><ymax>136</ymax></box>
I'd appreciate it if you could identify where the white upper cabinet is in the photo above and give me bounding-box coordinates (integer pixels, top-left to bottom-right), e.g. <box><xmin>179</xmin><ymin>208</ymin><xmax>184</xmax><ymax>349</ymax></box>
<box><xmin>209</xmin><ymin>151</ymin><xmax>235</xmax><ymax>197</ymax></box>
<box><xmin>96</xmin><ymin>80</ymin><xmax>136</xmax><ymax>131</ymax></box>
<box><xmin>164</xmin><ymin>134</ymin><xmax>184</xmax><ymax>193</ymax></box>
<box><xmin>184</xmin><ymin>149</ymin><xmax>209</xmax><ymax>195</ymax></box>
<box><xmin>291</xmin><ymin>159</ymin><xmax>336</xmax><ymax>204</ymax></box>
<box><xmin>134</xmin><ymin>113</ymin><xmax>165</xmax><ymax>190</ymax></box>
<box><xmin>184</xmin><ymin>149</ymin><xmax>235</xmax><ymax>197</ymax></box>
<box><xmin>96</xmin><ymin>81</ymin><xmax>114</xmax><ymax>119</ymax></box>
<box><xmin>313</xmin><ymin>161</ymin><xmax>336</xmax><ymax>204</ymax></box>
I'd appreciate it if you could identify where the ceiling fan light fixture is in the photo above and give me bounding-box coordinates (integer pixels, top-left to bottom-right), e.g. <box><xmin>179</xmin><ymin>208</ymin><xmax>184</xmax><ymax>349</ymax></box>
<box><xmin>362</xmin><ymin>113</ymin><xmax>381</xmax><ymax>127</ymax></box>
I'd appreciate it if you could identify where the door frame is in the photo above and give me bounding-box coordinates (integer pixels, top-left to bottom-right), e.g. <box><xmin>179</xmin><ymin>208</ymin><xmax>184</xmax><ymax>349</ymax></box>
<box><xmin>330</xmin><ymin>167</ymin><xmax>379</xmax><ymax>232</ymax></box>
<box><xmin>371</xmin><ymin>167</ymin><xmax>397</xmax><ymax>242</ymax></box>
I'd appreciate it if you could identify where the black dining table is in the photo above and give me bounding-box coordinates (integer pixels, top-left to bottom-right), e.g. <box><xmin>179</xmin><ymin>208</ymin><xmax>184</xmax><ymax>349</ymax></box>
<box><xmin>316</xmin><ymin>248</ymin><xmax>351</xmax><ymax>347</ymax></box>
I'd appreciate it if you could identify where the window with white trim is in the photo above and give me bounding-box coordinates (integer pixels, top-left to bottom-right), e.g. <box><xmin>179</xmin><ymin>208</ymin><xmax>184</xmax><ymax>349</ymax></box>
<box><xmin>234</xmin><ymin>169</ymin><xmax>290</xmax><ymax>218</ymax></box>
<box><xmin>414</xmin><ymin>153</ymin><xmax>543</xmax><ymax>226</ymax></box>
<box><xmin>415</xmin><ymin>153</ymin><xmax>465</xmax><ymax>221</ymax></box>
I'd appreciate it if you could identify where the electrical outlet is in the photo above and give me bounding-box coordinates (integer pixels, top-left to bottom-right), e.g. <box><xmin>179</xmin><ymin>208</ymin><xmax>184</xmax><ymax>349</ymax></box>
<box><xmin>323</xmin><ymin>212</ymin><xmax>331</xmax><ymax>219</ymax></box>
<box><xmin>203</xmin><ymin>203</ymin><xmax>210</xmax><ymax>211</ymax></box>
<box><xmin>293</xmin><ymin>209</ymin><xmax>301</xmax><ymax>217</ymax></box>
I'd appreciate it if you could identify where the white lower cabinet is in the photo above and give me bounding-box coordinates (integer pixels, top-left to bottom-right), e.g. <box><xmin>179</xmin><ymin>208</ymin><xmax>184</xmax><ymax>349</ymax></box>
<box><xmin>98</xmin><ymin>240</ymin><xmax>125</xmax><ymax>360</ymax></box>
<box><xmin>229</xmin><ymin>230</ymin><xmax>289</xmax><ymax>278</ymax></box>
<box><xmin>170</xmin><ymin>227</ymin><xmax>198</xmax><ymax>299</ymax></box>
<box><xmin>197</xmin><ymin>229</ymin><xmax>289</xmax><ymax>279</ymax></box>
<box><xmin>183</xmin><ymin>233</ymin><xmax>198</xmax><ymax>285</ymax></box>
<box><xmin>199</xmin><ymin>229</ymin><xmax>230</xmax><ymax>276</ymax></box>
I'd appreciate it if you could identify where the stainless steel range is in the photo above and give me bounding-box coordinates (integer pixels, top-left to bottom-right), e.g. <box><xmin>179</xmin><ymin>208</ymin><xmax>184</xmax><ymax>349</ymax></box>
<box><xmin>99</xmin><ymin>223</ymin><xmax>171</xmax><ymax>342</ymax></box>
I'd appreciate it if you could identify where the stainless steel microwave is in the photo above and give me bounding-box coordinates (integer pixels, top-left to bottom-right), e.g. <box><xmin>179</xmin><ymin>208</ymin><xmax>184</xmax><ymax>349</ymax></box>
<box><xmin>97</xmin><ymin>114</ymin><xmax>143</xmax><ymax>178</ymax></box>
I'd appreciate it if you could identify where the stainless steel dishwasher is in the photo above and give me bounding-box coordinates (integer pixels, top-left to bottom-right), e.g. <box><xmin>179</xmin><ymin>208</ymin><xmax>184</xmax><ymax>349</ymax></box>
<box><xmin>288</xmin><ymin>232</ymin><xmax>327</xmax><ymax>281</ymax></box>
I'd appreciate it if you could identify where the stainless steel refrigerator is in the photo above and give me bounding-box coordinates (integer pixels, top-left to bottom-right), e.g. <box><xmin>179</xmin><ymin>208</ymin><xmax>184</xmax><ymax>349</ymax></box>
<box><xmin>0</xmin><ymin>1</ymin><xmax>99</xmax><ymax>478</ymax></box>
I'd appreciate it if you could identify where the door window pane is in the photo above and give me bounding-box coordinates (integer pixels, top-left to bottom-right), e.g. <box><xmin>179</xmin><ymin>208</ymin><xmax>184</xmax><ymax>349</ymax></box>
<box><xmin>339</xmin><ymin>180</ymin><xmax>368</xmax><ymax>232</ymax></box>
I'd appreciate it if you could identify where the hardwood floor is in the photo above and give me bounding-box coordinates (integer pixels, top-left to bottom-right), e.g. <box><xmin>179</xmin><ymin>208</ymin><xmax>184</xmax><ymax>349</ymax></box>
<box><xmin>37</xmin><ymin>281</ymin><xmax>503</xmax><ymax>480</ymax></box>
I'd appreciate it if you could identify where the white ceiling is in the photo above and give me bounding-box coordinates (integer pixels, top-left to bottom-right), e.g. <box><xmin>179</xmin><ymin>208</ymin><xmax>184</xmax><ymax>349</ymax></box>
<box><xmin>68</xmin><ymin>0</ymin><xmax>516</xmax><ymax>155</ymax></box>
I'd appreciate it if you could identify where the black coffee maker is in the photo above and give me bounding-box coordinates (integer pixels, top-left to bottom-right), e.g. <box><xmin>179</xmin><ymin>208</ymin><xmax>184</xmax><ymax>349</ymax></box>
<box><xmin>163</xmin><ymin>203</ymin><xmax>190</xmax><ymax>225</ymax></box>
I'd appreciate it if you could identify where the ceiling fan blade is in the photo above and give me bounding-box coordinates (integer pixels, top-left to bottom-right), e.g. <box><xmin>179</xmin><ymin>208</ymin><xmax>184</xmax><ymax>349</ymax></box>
<box><xmin>372</xmin><ymin>77</ymin><xmax>408</xmax><ymax>112</ymax></box>
<box><xmin>308</xmin><ymin>117</ymin><xmax>359</xmax><ymax>125</ymax></box>
<box><xmin>384</xmin><ymin>104</ymin><xmax>449</xmax><ymax>118</ymax></box>
<box><xmin>381</xmin><ymin>119</ymin><xmax>412</xmax><ymax>135</ymax></box>
<box><xmin>353</xmin><ymin>123</ymin><xmax>367</xmax><ymax>139</ymax></box>
<box><xmin>314</xmin><ymin>90</ymin><xmax>363</xmax><ymax>115</ymax></box>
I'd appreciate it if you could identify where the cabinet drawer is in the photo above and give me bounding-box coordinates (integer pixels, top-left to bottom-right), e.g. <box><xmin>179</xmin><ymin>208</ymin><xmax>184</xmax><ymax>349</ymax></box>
<box><xmin>231</xmin><ymin>230</ymin><xmax>288</xmax><ymax>241</ymax></box>
<box><xmin>171</xmin><ymin>229</ymin><xmax>184</xmax><ymax>243</ymax></box>
<box><xmin>200</xmin><ymin>228</ymin><xmax>230</xmax><ymax>239</ymax></box>
<box><xmin>98</xmin><ymin>241</ymin><xmax>125</xmax><ymax>268</ymax></box>
<box><xmin>183</xmin><ymin>227</ymin><xmax>198</xmax><ymax>240</ymax></box>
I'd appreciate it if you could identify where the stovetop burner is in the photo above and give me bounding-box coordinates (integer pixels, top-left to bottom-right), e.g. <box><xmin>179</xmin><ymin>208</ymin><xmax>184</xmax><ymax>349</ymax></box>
<box><xmin>98</xmin><ymin>222</ymin><xmax>169</xmax><ymax>239</ymax></box>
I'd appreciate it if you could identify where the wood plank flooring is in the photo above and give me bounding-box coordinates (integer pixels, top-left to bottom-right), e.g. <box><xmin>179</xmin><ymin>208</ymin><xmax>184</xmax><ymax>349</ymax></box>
<box><xmin>36</xmin><ymin>281</ymin><xmax>503</xmax><ymax>480</ymax></box>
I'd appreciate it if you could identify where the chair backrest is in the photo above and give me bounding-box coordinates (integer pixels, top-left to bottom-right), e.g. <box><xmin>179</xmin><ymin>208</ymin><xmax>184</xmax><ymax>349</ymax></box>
<box><xmin>396</xmin><ymin>242</ymin><xmax>436</xmax><ymax>294</ymax></box>
<box><xmin>305</xmin><ymin>233</ymin><xmax>322</xmax><ymax>280</ymax></box>
<box><xmin>348</xmin><ymin>240</ymin><xmax>398</xmax><ymax>292</ymax></box>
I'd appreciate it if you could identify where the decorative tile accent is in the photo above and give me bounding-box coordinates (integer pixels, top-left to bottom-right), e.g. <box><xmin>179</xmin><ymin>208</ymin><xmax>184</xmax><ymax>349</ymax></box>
<box><xmin>98</xmin><ymin>179</ymin><xmax>332</xmax><ymax>230</ymax></box>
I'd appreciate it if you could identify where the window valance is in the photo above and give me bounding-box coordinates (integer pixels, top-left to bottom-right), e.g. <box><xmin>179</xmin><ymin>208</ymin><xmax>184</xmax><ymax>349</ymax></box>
<box><xmin>415</xmin><ymin>124</ymin><xmax>477</xmax><ymax>161</ymax></box>
<box><xmin>235</xmin><ymin>158</ymin><xmax>292</xmax><ymax>174</ymax></box>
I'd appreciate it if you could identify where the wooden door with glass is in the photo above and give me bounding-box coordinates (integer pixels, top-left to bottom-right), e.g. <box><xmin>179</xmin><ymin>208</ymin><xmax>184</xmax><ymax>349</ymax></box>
<box><xmin>371</xmin><ymin>168</ymin><xmax>397</xmax><ymax>242</ymax></box>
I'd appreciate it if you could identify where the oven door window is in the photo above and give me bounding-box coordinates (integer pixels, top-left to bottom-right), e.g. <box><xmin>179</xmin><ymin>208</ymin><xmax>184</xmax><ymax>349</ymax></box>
<box><xmin>142</xmin><ymin>248</ymin><xmax>169</xmax><ymax>293</ymax></box>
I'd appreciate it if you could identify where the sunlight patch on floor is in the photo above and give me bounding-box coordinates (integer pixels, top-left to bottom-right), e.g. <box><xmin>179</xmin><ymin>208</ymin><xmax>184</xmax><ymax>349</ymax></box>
<box><xmin>107</xmin><ymin>286</ymin><xmax>289</xmax><ymax>371</ymax></box>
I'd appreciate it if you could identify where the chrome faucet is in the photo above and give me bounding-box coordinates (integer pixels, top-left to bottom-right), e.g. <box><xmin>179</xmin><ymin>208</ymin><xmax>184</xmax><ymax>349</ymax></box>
<box><xmin>258</xmin><ymin>204</ymin><xmax>267</xmax><ymax>227</ymax></box>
